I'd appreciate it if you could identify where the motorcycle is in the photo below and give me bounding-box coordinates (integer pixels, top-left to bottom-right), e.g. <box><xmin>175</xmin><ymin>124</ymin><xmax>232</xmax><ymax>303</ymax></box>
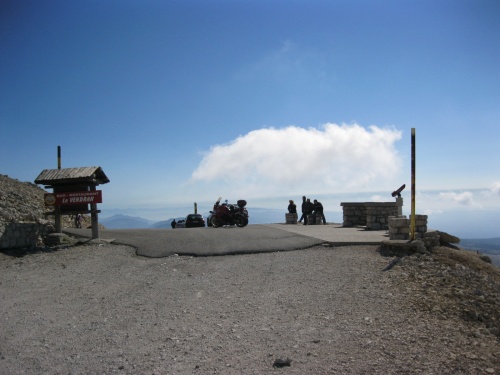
<box><xmin>210</xmin><ymin>197</ymin><xmax>249</xmax><ymax>228</ymax></box>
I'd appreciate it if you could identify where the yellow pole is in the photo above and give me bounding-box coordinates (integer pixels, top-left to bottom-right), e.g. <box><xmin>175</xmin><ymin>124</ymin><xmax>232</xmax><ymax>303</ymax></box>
<box><xmin>410</xmin><ymin>128</ymin><xmax>416</xmax><ymax>241</ymax></box>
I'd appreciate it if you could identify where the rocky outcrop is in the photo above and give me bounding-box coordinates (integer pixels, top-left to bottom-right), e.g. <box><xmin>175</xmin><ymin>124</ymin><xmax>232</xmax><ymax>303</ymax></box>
<box><xmin>0</xmin><ymin>174</ymin><xmax>48</xmax><ymax>222</ymax></box>
<box><xmin>0</xmin><ymin>174</ymin><xmax>51</xmax><ymax>249</ymax></box>
<box><xmin>386</xmin><ymin>245</ymin><xmax>500</xmax><ymax>340</ymax></box>
<box><xmin>380</xmin><ymin>230</ymin><xmax>457</xmax><ymax>257</ymax></box>
<box><xmin>0</xmin><ymin>174</ymin><xmax>93</xmax><ymax>249</ymax></box>
<box><xmin>437</xmin><ymin>230</ymin><xmax>460</xmax><ymax>244</ymax></box>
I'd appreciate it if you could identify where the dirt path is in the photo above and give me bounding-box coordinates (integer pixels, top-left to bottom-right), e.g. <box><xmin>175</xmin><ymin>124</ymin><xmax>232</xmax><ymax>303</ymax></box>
<box><xmin>1</xmin><ymin>243</ymin><xmax>498</xmax><ymax>374</ymax></box>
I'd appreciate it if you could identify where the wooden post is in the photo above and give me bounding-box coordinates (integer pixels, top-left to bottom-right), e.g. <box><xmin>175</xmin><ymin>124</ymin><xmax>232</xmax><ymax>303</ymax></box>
<box><xmin>55</xmin><ymin>205</ymin><xmax>62</xmax><ymax>233</ymax></box>
<box><xmin>90</xmin><ymin>185</ymin><xmax>99</xmax><ymax>239</ymax></box>
<box><xmin>55</xmin><ymin>146</ymin><xmax>62</xmax><ymax>232</ymax></box>
<box><xmin>410</xmin><ymin>128</ymin><xmax>416</xmax><ymax>241</ymax></box>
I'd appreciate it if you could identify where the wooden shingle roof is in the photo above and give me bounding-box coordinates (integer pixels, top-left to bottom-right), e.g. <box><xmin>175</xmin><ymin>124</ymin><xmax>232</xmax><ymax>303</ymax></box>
<box><xmin>35</xmin><ymin>167</ymin><xmax>110</xmax><ymax>186</ymax></box>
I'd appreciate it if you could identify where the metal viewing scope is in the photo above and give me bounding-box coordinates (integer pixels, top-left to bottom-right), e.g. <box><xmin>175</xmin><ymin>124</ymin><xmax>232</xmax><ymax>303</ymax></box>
<box><xmin>391</xmin><ymin>184</ymin><xmax>406</xmax><ymax>197</ymax></box>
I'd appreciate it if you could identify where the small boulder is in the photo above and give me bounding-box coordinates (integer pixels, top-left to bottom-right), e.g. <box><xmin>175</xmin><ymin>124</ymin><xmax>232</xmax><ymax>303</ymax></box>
<box><xmin>273</xmin><ymin>358</ymin><xmax>292</xmax><ymax>368</ymax></box>
<box><xmin>437</xmin><ymin>230</ymin><xmax>460</xmax><ymax>244</ymax></box>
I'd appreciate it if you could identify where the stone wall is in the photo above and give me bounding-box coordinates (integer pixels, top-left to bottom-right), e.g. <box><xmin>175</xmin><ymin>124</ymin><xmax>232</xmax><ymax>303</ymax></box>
<box><xmin>366</xmin><ymin>203</ymin><xmax>399</xmax><ymax>230</ymax></box>
<box><xmin>340</xmin><ymin>203</ymin><xmax>367</xmax><ymax>226</ymax></box>
<box><xmin>0</xmin><ymin>220</ymin><xmax>51</xmax><ymax>249</ymax></box>
<box><xmin>341</xmin><ymin>202</ymin><xmax>399</xmax><ymax>230</ymax></box>
<box><xmin>388</xmin><ymin>215</ymin><xmax>428</xmax><ymax>240</ymax></box>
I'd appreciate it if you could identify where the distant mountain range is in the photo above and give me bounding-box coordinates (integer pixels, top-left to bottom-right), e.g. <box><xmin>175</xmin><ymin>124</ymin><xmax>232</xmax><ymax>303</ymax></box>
<box><xmin>100</xmin><ymin>214</ymin><xmax>156</xmax><ymax>229</ymax></box>
<box><xmin>101</xmin><ymin>213</ymin><xmax>209</xmax><ymax>229</ymax></box>
<box><xmin>100</xmin><ymin>209</ymin><xmax>287</xmax><ymax>229</ymax></box>
<box><xmin>100</xmin><ymin>209</ymin><xmax>344</xmax><ymax>229</ymax></box>
<box><xmin>149</xmin><ymin>220</ymin><xmax>173</xmax><ymax>229</ymax></box>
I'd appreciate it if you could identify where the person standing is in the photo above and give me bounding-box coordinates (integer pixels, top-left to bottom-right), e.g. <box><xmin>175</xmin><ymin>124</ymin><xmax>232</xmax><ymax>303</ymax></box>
<box><xmin>75</xmin><ymin>213</ymin><xmax>83</xmax><ymax>228</ymax></box>
<box><xmin>171</xmin><ymin>219</ymin><xmax>177</xmax><ymax>229</ymax></box>
<box><xmin>313</xmin><ymin>199</ymin><xmax>327</xmax><ymax>225</ymax></box>
<box><xmin>298</xmin><ymin>196</ymin><xmax>307</xmax><ymax>223</ymax></box>
<box><xmin>302</xmin><ymin>198</ymin><xmax>314</xmax><ymax>225</ymax></box>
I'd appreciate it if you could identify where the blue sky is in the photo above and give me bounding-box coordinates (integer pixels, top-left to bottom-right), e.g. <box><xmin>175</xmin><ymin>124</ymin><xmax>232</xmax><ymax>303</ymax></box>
<box><xmin>1</xmin><ymin>0</ymin><xmax>499</xmax><ymax>237</ymax></box>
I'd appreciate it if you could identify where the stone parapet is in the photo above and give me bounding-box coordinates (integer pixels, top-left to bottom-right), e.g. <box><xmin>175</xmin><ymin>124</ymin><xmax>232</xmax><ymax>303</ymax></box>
<box><xmin>341</xmin><ymin>202</ymin><xmax>398</xmax><ymax>230</ymax></box>
<box><xmin>340</xmin><ymin>203</ymin><xmax>367</xmax><ymax>226</ymax></box>
<box><xmin>366</xmin><ymin>203</ymin><xmax>399</xmax><ymax>230</ymax></box>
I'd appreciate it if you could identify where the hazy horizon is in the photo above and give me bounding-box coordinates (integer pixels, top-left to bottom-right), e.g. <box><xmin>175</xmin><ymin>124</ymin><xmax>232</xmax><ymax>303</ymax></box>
<box><xmin>99</xmin><ymin>197</ymin><xmax>500</xmax><ymax>239</ymax></box>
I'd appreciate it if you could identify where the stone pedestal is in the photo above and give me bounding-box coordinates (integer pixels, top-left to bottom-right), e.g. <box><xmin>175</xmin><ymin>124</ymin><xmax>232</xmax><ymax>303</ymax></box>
<box><xmin>306</xmin><ymin>213</ymin><xmax>323</xmax><ymax>225</ymax></box>
<box><xmin>285</xmin><ymin>213</ymin><xmax>298</xmax><ymax>224</ymax></box>
<box><xmin>389</xmin><ymin>214</ymin><xmax>428</xmax><ymax>240</ymax></box>
<box><xmin>410</xmin><ymin>214</ymin><xmax>428</xmax><ymax>238</ymax></box>
<box><xmin>396</xmin><ymin>197</ymin><xmax>403</xmax><ymax>216</ymax></box>
<box><xmin>388</xmin><ymin>216</ymin><xmax>410</xmax><ymax>240</ymax></box>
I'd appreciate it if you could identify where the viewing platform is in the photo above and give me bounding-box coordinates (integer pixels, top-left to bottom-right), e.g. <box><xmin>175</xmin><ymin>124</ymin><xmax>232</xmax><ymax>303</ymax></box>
<box><xmin>63</xmin><ymin>223</ymin><xmax>390</xmax><ymax>258</ymax></box>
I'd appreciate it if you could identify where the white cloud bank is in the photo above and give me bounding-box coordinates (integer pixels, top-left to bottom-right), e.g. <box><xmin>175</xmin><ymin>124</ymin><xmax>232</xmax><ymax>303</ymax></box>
<box><xmin>439</xmin><ymin>191</ymin><xmax>479</xmax><ymax>207</ymax></box>
<box><xmin>489</xmin><ymin>182</ymin><xmax>500</xmax><ymax>196</ymax></box>
<box><xmin>190</xmin><ymin>123</ymin><xmax>403</xmax><ymax>198</ymax></box>
<box><xmin>418</xmin><ymin>184</ymin><xmax>500</xmax><ymax>216</ymax></box>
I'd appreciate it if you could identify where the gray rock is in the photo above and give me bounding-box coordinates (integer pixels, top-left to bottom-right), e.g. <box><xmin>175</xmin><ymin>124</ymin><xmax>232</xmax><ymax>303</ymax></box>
<box><xmin>437</xmin><ymin>230</ymin><xmax>460</xmax><ymax>244</ymax></box>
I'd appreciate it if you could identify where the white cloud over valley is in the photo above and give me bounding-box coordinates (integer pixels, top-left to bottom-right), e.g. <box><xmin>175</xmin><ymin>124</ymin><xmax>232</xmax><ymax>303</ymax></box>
<box><xmin>489</xmin><ymin>182</ymin><xmax>500</xmax><ymax>196</ymax></box>
<box><xmin>439</xmin><ymin>191</ymin><xmax>479</xmax><ymax>207</ymax></box>
<box><xmin>190</xmin><ymin>123</ymin><xmax>403</xmax><ymax>198</ymax></box>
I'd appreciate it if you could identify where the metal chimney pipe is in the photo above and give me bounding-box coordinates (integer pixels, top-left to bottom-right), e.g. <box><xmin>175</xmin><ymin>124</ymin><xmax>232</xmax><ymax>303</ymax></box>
<box><xmin>57</xmin><ymin>146</ymin><xmax>61</xmax><ymax>169</ymax></box>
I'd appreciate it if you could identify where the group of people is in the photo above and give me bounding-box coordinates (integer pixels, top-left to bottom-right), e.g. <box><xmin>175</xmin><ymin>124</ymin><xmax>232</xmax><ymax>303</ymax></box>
<box><xmin>287</xmin><ymin>196</ymin><xmax>326</xmax><ymax>225</ymax></box>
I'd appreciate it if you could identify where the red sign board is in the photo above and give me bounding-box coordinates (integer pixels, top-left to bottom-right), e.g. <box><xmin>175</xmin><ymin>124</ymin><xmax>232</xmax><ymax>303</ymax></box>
<box><xmin>45</xmin><ymin>190</ymin><xmax>102</xmax><ymax>206</ymax></box>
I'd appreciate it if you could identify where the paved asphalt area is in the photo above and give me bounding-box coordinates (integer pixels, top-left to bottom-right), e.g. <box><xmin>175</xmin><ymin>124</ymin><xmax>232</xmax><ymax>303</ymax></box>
<box><xmin>63</xmin><ymin>223</ymin><xmax>389</xmax><ymax>258</ymax></box>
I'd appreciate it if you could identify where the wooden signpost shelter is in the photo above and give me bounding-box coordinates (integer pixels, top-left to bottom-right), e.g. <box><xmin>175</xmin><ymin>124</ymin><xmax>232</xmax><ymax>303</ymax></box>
<box><xmin>35</xmin><ymin>166</ymin><xmax>110</xmax><ymax>239</ymax></box>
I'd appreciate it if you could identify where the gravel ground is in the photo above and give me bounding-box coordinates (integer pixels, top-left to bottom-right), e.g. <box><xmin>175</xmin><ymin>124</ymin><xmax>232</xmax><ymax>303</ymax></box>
<box><xmin>1</xmin><ymin>243</ymin><xmax>499</xmax><ymax>374</ymax></box>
